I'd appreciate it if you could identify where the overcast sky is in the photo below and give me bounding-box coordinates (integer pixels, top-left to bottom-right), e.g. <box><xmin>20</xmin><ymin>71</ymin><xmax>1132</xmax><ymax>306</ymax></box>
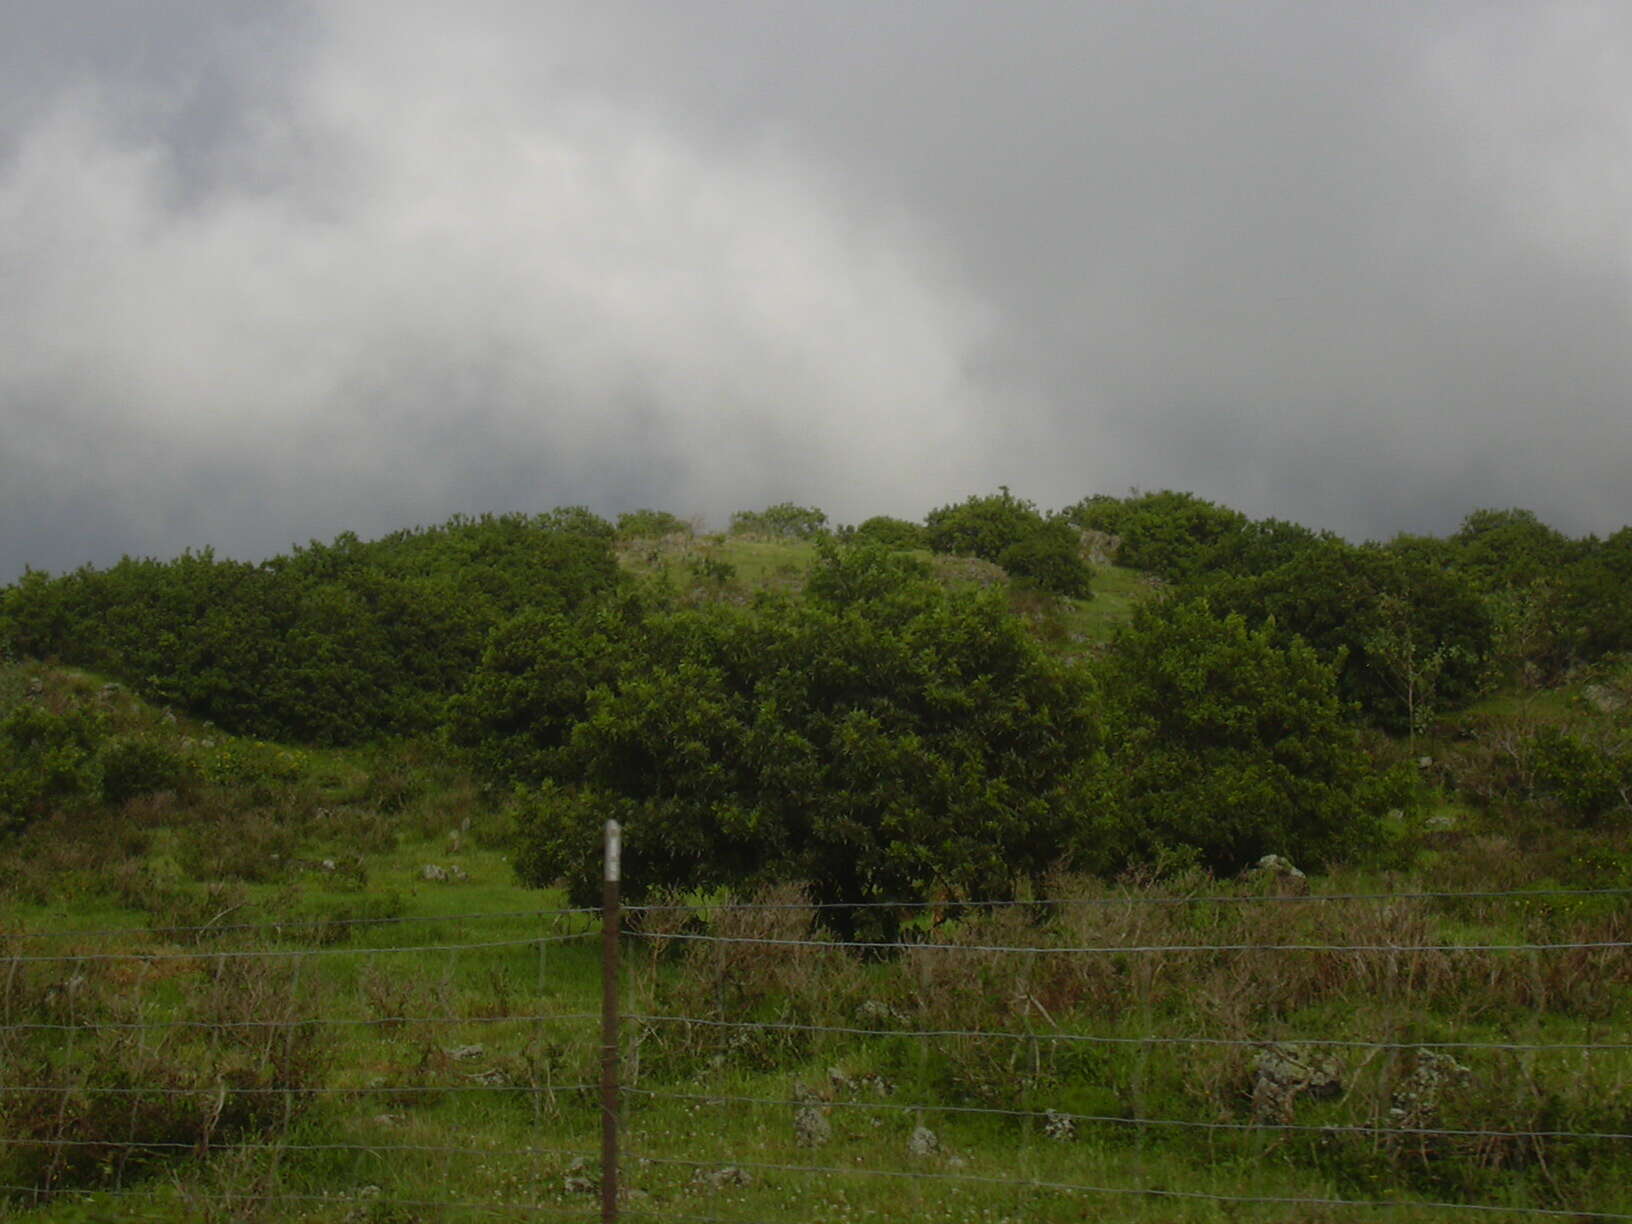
<box><xmin>3</xmin><ymin>2</ymin><xmax>1630</xmax><ymax>578</ymax></box>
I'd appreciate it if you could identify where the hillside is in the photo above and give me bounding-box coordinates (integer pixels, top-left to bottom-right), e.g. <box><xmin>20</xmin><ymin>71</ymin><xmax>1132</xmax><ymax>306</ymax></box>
<box><xmin>3</xmin><ymin>491</ymin><xmax>1631</xmax><ymax>1219</ymax></box>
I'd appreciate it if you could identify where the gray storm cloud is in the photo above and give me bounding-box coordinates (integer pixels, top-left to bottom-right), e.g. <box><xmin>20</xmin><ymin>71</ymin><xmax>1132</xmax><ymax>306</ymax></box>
<box><xmin>2</xmin><ymin>1</ymin><xmax>1630</xmax><ymax>578</ymax></box>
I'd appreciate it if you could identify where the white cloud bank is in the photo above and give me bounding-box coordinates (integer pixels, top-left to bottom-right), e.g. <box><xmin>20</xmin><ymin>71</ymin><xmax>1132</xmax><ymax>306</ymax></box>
<box><xmin>1</xmin><ymin>4</ymin><xmax>1019</xmax><ymax>573</ymax></box>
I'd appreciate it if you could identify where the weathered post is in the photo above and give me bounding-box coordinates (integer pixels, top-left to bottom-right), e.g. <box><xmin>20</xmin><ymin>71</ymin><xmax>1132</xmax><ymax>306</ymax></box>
<box><xmin>600</xmin><ymin>819</ymin><xmax>622</xmax><ymax>1223</ymax></box>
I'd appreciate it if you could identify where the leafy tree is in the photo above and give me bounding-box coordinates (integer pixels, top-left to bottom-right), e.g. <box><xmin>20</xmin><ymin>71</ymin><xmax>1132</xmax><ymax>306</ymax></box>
<box><xmin>925</xmin><ymin>489</ymin><xmax>1093</xmax><ymax>597</ymax></box>
<box><xmin>1084</xmin><ymin>598</ymin><xmax>1379</xmax><ymax>875</ymax></box>
<box><xmin>1201</xmin><ymin>538</ymin><xmax>1492</xmax><ymax>731</ymax></box>
<box><xmin>1062</xmin><ymin>490</ymin><xmax>1247</xmax><ymax>581</ymax></box>
<box><xmin>616</xmin><ymin>509</ymin><xmax>691</xmax><ymax>539</ymax></box>
<box><xmin>1452</xmin><ymin>508</ymin><xmax>1578</xmax><ymax>592</ymax></box>
<box><xmin>730</xmin><ymin>503</ymin><xmax>829</xmax><ymax>539</ymax></box>
<box><xmin>0</xmin><ymin>703</ymin><xmax>106</xmax><ymax>833</ymax></box>
<box><xmin>0</xmin><ymin>512</ymin><xmax>624</xmax><ymax>744</ymax></box>
<box><xmin>467</xmin><ymin>546</ymin><xmax>1097</xmax><ymax>926</ymax></box>
<box><xmin>1558</xmin><ymin>528</ymin><xmax>1632</xmax><ymax>662</ymax></box>
<box><xmin>846</xmin><ymin>515</ymin><xmax>929</xmax><ymax>551</ymax></box>
<box><xmin>924</xmin><ymin>487</ymin><xmax>1042</xmax><ymax>561</ymax></box>
<box><xmin>997</xmin><ymin>520</ymin><xmax>1094</xmax><ymax>598</ymax></box>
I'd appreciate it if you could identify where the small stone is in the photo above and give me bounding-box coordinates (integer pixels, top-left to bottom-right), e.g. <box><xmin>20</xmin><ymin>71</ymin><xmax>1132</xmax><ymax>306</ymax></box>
<box><xmin>320</xmin><ymin>859</ymin><xmax>337</xmax><ymax>872</ymax></box>
<box><xmin>420</xmin><ymin>864</ymin><xmax>446</xmax><ymax>881</ymax></box>
<box><xmin>1583</xmin><ymin>683</ymin><xmax>1624</xmax><ymax>715</ymax></box>
<box><xmin>1424</xmin><ymin>813</ymin><xmax>1456</xmax><ymax>833</ymax></box>
<box><xmin>1418</xmin><ymin>755</ymin><xmax>1434</xmax><ymax>768</ymax></box>
<box><xmin>793</xmin><ymin>1098</ymin><xmax>831</xmax><ymax>1148</ymax></box>
<box><xmin>1251</xmin><ymin>854</ymin><xmax>1306</xmax><ymax>880</ymax></box>
<box><xmin>1389</xmin><ymin>1049</ymin><xmax>1471</xmax><ymax>1129</ymax></box>
<box><xmin>828</xmin><ymin>1066</ymin><xmax>855</xmax><ymax>1092</ymax></box>
<box><xmin>1043</xmin><ymin>1109</ymin><xmax>1076</xmax><ymax>1141</ymax></box>
<box><xmin>1252</xmin><ymin>1043</ymin><xmax>1343</xmax><ymax>1123</ymax></box>
<box><xmin>445</xmin><ymin>864</ymin><xmax>468</xmax><ymax>882</ymax></box>
<box><xmin>691</xmin><ymin>1166</ymin><xmax>753</xmax><ymax>1190</ymax></box>
<box><xmin>562</xmin><ymin>1157</ymin><xmax>596</xmax><ymax>1194</ymax></box>
<box><xmin>445</xmin><ymin>1044</ymin><xmax>485</xmax><ymax>1061</ymax></box>
<box><xmin>907</xmin><ymin>1125</ymin><xmax>940</xmax><ymax>1157</ymax></box>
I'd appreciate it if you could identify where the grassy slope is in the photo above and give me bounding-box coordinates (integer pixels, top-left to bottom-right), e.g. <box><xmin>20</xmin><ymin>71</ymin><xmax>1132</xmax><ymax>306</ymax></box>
<box><xmin>5</xmin><ymin>562</ymin><xmax>1632</xmax><ymax>1221</ymax></box>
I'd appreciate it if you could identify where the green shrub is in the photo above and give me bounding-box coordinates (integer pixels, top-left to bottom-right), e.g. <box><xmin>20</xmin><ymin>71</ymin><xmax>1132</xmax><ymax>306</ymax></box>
<box><xmin>847</xmin><ymin>515</ymin><xmax>929</xmax><ymax>550</ymax></box>
<box><xmin>1085</xmin><ymin>597</ymin><xmax>1380</xmax><ymax>874</ymax></box>
<box><xmin>925</xmin><ymin>489</ymin><xmax>1093</xmax><ymax>597</ymax></box>
<box><xmin>1531</xmin><ymin>728</ymin><xmax>1630</xmax><ymax>823</ymax></box>
<box><xmin>730</xmin><ymin>502</ymin><xmax>829</xmax><ymax>539</ymax></box>
<box><xmin>477</xmin><ymin>551</ymin><xmax>1097</xmax><ymax>925</ymax></box>
<box><xmin>0</xmin><ymin>703</ymin><xmax>105</xmax><ymax>831</ymax></box>
<box><xmin>97</xmin><ymin>736</ymin><xmax>195</xmax><ymax>805</ymax></box>
<box><xmin>617</xmin><ymin>508</ymin><xmax>691</xmax><ymax>539</ymax></box>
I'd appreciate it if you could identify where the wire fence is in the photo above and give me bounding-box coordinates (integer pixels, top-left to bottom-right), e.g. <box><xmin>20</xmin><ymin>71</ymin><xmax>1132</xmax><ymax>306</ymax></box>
<box><xmin>4</xmin><ymin>822</ymin><xmax>1632</xmax><ymax>1222</ymax></box>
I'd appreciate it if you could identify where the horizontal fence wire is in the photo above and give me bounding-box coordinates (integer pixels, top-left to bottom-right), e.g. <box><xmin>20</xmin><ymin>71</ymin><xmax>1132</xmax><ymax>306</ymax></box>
<box><xmin>0</xmin><ymin>930</ymin><xmax>594</xmax><ymax>964</ymax></box>
<box><xmin>624</xmin><ymin>885</ymin><xmax>1632</xmax><ymax>913</ymax></box>
<box><xmin>624</xmin><ymin>929</ymin><xmax>1632</xmax><ymax>954</ymax></box>
<box><xmin>627</xmin><ymin>1087</ymin><xmax>1632</xmax><ymax>1144</ymax></box>
<box><xmin>2</xmin><ymin>1011</ymin><xmax>599</xmax><ymax>1034</ymax></box>
<box><xmin>0</xmin><ymin>1184</ymin><xmax>603</xmax><ymax>1219</ymax></box>
<box><xmin>622</xmin><ymin>1151</ymin><xmax>1632</xmax><ymax>1221</ymax></box>
<box><xmin>627</xmin><ymin>1013</ymin><xmax>1632</xmax><ymax>1054</ymax></box>
<box><xmin>0</xmin><ymin>1083</ymin><xmax>598</xmax><ymax>1098</ymax></box>
<box><xmin>0</xmin><ymin>906</ymin><xmax>598</xmax><ymax>942</ymax></box>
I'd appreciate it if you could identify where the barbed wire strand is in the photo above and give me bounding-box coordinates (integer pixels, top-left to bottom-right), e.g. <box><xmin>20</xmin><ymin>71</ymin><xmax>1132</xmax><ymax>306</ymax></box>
<box><xmin>625</xmin><ymin>1150</ymin><xmax>1632</xmax><ymax>1220</ymax></box>
<box><xmin>0</xmin><ymin>1182</ymin><xmax>597</xmax><ymax>1219</ymax></box>
<box><xmin>0</xmin><ymin>930</ymin><xmax>594</xmax><ymax>965</ymax></box>
<box><xmin>4</xmin><ymin>885</ymin><xmax>1623</xmax><ymax>945</ymax></box>
<box><xmin>624</xmin><ymin>885</ymin><xmax>1632</xmax><ymax>914</ymax></box>
<box><xmin>1</xmin><ymin>1010</ymin><xmax>598</xmax><ymax>1034</ymax></box>
<box><xmin>0</xmin><ymin>906</ymin><xmax>599</xmax><ymax>942</ymax></box>
<box><xmin>623</xmin><ymin>929</ymin><xmax>1632</xmax><ymax>954</ymax></box>
<box><xmin>626</xmin><ymin>1013</ymin><xmax>1632</xmax><ymax>1053</ymax></box>
<box><xmin>0</xmin><ymin>1082</ymin><xmax>596</xmax><ymax>1097</ymax></box>
<box><xmin>627</xmin><ymin>1086</ymin><xmax>1632</xmax><ymax>1144</ymax></box>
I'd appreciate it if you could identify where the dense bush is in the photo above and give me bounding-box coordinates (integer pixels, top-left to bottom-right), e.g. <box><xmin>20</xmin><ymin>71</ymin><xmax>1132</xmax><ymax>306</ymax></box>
<box><xmin>845</xmin><ymin>515</ymin><xmax>929</xmax><ymax>551</ymax></box>
<box><xmin>1452</xmin><ymin>508</ymin><xmax>1580</xmax><ymax>592</ymax></box>
<box><xmin>729</xmin><ymin>502</ymin><xmax>829</xmax><ymax>539</ymax></box>
<box><xmin>616</xmin><ymin>508</ymin><xmax>692</xmax><ymax>539</ymax></box>
<box><xmin>924</xmin><ymin>489</ymin><xmax>1093</xmax><ymax>597</ymax></box>
<box><xmin>1198</xmin><ymin>538</ymin><xmax>1493</xmax><ymax>732</ymax></box>
<box><xmin>1083</xmin><ymin>597</ymin><xmax>1381</xmax><ymax>875</ymax></box>
<box><xmin>1558</xmin><ymin>528</ymin><xmax>1632</xmax><ymax>662</ymax></box>
<box><xmin>1531</xmin><ymin>727</ymin><xmax>1631</xmax><ymax>823</ymax></box>
<box><xmin>0</xmin><ymin>513</ymin><xmax>623</xmax><ymax>744</ymax></box>
<box><xmin>97</xmin><ymin>736</ymin><xmax>196</xmax><ymax>805</ymax></box>
<box><xmin>1063</xmin><ymin>490</ymin><xmax>1248</xmax><ymax>581</ymax></box>
<box><xmin>462</xmin><ymin>544</ymin><xmax>1097</xmax><ymax>924</ymax></box>
<box><xmin>0</xmin><ymin>703</ymin><xmax>105</xmax><ymax>832</ymax></box>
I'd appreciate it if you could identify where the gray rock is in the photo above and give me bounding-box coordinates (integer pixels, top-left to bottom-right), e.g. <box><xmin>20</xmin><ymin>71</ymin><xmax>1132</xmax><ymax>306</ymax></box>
<box><xmin>691</xmin><ymin>1165</ymin><xmax>753</xmax><ymax>1190</ymax></box>
<box><xmin>793</xmin><ymin>1089</ymin><xmax>831</xmax><ymax>1148</ymax></box>
<box><xmin>1252</xmin><ymin>1043</ymin><xmax>1343</xmax><ymax>1123</ymax></box>
<box><xmin>420</xmin><ymin>864</ymin><xmax>446</xmax><ymax>881</ymax></box>
<box><xmin>1043</xmin><ymin>1109</ymin><xmax>1076</xmax><ymax>1141</ymax></box>
<box><xmin>445</xmin><ymin>1044</ymin><xmax>485</xmax><ymax>1061</ymax></box>
<box><xmin>1389</xmin><ymin>1050</ymin><xmax>1471</xmax><ymax>1129</ymax></box>
<box><xmin>907</xmin><ymin>1124</ymin><xmax>940</xmax><ymax>1157</ymax></box>
<box><xmin>562</xmin><ymin>1156</ymin><xmax>596</xmax><ymax>1195</ymax></box>
<box><xmin>1583</xmin><ymin>683</ymin><xmax>1624</xmax><ymax>714</ymax></box>
<box><xmin>1423</xmin><ymin>813</ymin><xmax>1456</xmax><ymax>833</ymax></box>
